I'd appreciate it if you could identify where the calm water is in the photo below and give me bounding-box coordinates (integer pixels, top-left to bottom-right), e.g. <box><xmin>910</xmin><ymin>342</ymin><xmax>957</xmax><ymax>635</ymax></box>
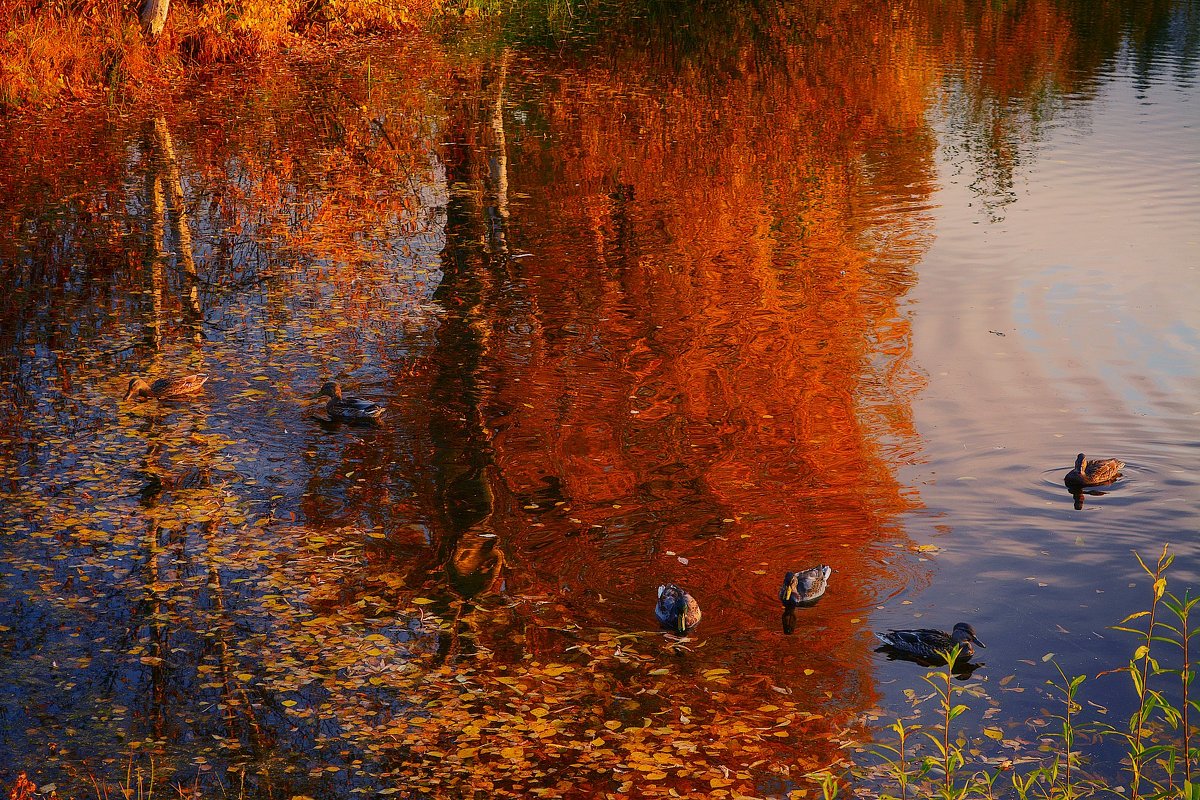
<box><xmin>1</xmin><ymin>0</ymin><xmax>1199</xmax><ymax>795</ymax></box>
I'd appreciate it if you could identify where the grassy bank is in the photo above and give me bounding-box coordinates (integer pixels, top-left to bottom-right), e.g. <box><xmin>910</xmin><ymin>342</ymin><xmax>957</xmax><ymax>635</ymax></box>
<box><xmin>0</xmin><ymin>0</ymin><xmax>443</xmax><ymax>111</ymax></box>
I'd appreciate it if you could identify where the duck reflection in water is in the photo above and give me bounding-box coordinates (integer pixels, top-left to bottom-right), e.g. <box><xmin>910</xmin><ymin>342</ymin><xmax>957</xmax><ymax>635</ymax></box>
<box><xmin>1067</xmin><ymin>486</ymin><xmax>1111</xmax><ymax>510</ymax></box>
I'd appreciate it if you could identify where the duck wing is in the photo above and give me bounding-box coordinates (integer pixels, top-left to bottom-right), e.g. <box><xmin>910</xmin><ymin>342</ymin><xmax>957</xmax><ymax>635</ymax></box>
<box><xmin>1085</xmin><ymin>458</ymin><xmax>1124</xmax><ymax>483</ymax></box>
<box><xmin>336</xmin><ymin>396</ymin><xmax>385</xmax><ymax>418</ymax></box>
<box><xmin>879</xmin><ymin>628</ymin><xmax>950</xmax><ymax>649</ymax></box>
<box><xmin>798</xmin><ymin>566</ymin><xmax>831</xmax><ymax>600</ymax></box>
<box><xmin>151</xmin><ymin>375</ymin><xmax>208</xmax><ymax>397</ymax></box>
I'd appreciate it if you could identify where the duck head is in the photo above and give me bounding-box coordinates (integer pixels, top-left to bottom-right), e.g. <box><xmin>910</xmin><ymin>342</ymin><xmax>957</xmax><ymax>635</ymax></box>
<box><xmin>124</xmin><ymin>378</ymin><xmax>152</xmax><ymax>401</ymax></box>
<box><xmin>316</xmin><ymin>381</ymin><xmax>342</xmax><ymax>400</ymax></box>
<box><xmin>952</xmin><ymin>622</ymin><xmax>986</xmax><ymax>649</ymax></box>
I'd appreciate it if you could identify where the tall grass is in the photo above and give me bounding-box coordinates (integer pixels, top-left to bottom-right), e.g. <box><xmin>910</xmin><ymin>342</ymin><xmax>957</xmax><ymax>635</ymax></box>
<box><xmin>811</xmin><ymin>545</ymin><xmax>1200</xmax><ymax>799</ymax></box>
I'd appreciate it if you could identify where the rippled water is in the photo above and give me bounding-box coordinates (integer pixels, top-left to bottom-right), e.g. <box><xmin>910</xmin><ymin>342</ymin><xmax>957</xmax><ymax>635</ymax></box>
<box><xmin>1</xmin><ymin>0</ymin><xmax>1198</xmax><ymax>795</ymax></box>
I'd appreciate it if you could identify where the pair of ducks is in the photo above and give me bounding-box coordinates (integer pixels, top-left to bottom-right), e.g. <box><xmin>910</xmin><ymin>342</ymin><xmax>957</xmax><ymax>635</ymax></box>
<box><xmin>654</xmin><ymin>569</ymin><xmax>833</xmax><ymax>634</ymax></box>
<box><xmin>123</xmin><ymin>375</ymin><xmax>384</xmax><ymax>423</ymax></box>
<box><xmin>656</xmin><ymin>567</ymin><xmax>986</xmax><ymax>661</ymax></box>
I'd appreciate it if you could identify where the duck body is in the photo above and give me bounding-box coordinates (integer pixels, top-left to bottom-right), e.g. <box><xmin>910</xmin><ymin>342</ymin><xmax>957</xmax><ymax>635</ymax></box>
<box><xmin>655</xmin><ymin>583</ymin><xmax>701</xmax><ymax>634</ymax></box>
<box><xmin>1064</xmin><ymin>453</ymin><xmax>1124</xmax><ymax>488</ymax></box>
<box><xmin>316</xmin><ymin>381</ymin><xmax>385</xmax><ymax>422</ymax></box>
<box><xmin>876</xmin><ymin>622</ymin><xmax>985</xmax><ymax>661</ymax></box>
<box><xmin>780</xmin><ymin>565</ymin><xmax>832</xmax><ymax>608</ymax></box>
<box><xmin>124</xmin><ymin>374</ymin><xmax>208</xmax><ymax>401</ymax></box>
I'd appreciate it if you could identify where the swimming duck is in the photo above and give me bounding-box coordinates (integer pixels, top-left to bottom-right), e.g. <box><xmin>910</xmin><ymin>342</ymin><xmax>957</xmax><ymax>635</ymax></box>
<box><xmin>875</xmin><ymin>622</ymin><xmax>986</xmax><ymax>661</ymax></box>
<box><xmin>1064</xmin><ymin>453</ymin><xmax>1124</xmax><ymax>488</ymax></box>
<box><xmin>124</xmin><ymin>374</ymin><xmax>208</xmax><ymax>401</ymax></box>
<box><xmin>316</xmin><ymin>381</ymin><xmax>385</xmax><ymax>423</ymax></box>
<box><xmin>655</xmin><ymin>583</ymin><xmax>701</xmax><ymax>634</ymax></box>
<box><xmin>780</xmin><ymin>566</ymin><xmax>832</xmax><ymax>608</ymax></box>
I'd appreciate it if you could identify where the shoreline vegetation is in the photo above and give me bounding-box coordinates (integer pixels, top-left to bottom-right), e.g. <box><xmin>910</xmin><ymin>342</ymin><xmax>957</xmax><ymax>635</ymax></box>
<box><xmin>0</xmin><ymin>0</ymin><xmax>450</xmax><ymax>112</ymax></box>
<box><xmin>811</xmin><ymin>546</ymin><xmax>1200</xmax><ymax>800</ymax></box>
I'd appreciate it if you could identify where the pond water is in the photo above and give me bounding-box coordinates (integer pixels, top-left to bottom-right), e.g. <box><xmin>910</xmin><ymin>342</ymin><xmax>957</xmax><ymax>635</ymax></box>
<box><xmin>1</xmin><ymin>0</ymin><xmax>1199</xmax><ymax>796</ymax></box>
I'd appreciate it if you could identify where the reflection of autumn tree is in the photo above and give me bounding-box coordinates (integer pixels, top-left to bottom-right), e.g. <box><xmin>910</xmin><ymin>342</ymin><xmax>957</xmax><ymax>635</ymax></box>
<box><xmin>925</xmin><ymin>0</ymin><xmax>1196</xmax><ymax>216</ymax></box>
<box><xmin>141</xmin><ymin>116</ymin><xmax>204</xmax><ymax>348</ymax></box>
<box><xmin>484</xmin><ymin>1</ymin><xmax>934</xmax><ymax>631</ymax></box>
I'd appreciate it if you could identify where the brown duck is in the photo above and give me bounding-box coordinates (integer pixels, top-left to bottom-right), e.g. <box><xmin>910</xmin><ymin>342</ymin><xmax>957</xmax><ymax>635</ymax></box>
<box><xmin>1064</xmin><ymin>453</ymin><xmax>1124</xmax><ymax>488</ymax></box>
<box><xmin>124</xmin><ymin>374</ymin><xmax>208</xmax><ymax>401</ymax></box>
<box><xmin>780</xmin><ymin>565</ymin><xmax>832</xmax><ymax>608</ymax></box>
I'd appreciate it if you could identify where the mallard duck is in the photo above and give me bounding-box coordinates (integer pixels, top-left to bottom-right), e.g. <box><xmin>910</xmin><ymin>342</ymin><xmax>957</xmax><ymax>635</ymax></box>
<box><xmin>655</xmin><ymin>583</ymin><xmax>701</xmax><ymax>634</ymax></box>
<box><xmin>780</xmin><ymin>566</ymin><xmax>832</xmax><ymax>608</ymax></box>
<box><xmin>1064</xmin><ymin>453</ymin><xmax>1124</xmax><ymax>488</ymax></box>
<box><xmin>875</xmin><ymin>622</ymin><xmax>986</xmax><ymax>661</ymax></box>
<box><xmin>316</xmin><ymin>381</ymin><xmax>385</xmax><ymax>422</ymax></box>
<box><xmin>124</xmin><ymin>374</ymin><xmax>208</xmax><ymax>401</ymax></box>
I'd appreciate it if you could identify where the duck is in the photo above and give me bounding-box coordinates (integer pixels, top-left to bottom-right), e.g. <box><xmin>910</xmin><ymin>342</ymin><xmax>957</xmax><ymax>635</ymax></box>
<box><xmin>1064</xmin><ymin>453</ymin><xmax>1124</xmax><ymax>488</ymax></box>
<box><xmin>780</xmin><ymin>565</ymin><xmax>832</xmax><ymax>608</ymax></box>
<box><xmin>655</xmin><ymin>583</ymin><xmax>701</xmax><ymax>634</ymax></box>
<box><xmin>875</xmin><ymin>622</ymin><xmax>986</xmax><ymax>661</ymax></box>
<box><xmin>123</xmin><ymin>374</ymin><xmax>208</xmax><ymax>401</ymax></box>
<box><xmin>316</xmin><ymin>381</ymin><xmax>385</xmax><ymax>423</ymax></box>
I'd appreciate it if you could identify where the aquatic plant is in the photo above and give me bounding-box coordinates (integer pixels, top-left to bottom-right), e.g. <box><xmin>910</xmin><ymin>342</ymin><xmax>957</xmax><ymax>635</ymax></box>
<box><xmin>810</xmin><ymin>546</ymin><xmax>1200</xmax><ymax>800</ymax></box>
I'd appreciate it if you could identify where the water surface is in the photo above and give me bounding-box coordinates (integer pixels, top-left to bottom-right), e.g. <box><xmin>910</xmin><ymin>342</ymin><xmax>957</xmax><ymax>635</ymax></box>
<box><xmin>1</xmin><ymin>0</ymin><xmax>1199</xmax><ymax>795</ymax></box>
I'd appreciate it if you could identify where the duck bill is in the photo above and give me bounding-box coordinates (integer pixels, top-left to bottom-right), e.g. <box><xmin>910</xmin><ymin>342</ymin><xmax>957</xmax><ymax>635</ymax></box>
<box><xmin>973</xmin><ymin>637</ymin><xmax>987</xmax><ymax>649</ymax></box>
<box><xmin>784</xmin><ymin>586</ymin><xmax>794</xmax><ymax>602</ymax></box>
<box><xmin>677</xmin><ymin>616</ymin><xmax>686</xmax><ymax>635</ymax></box>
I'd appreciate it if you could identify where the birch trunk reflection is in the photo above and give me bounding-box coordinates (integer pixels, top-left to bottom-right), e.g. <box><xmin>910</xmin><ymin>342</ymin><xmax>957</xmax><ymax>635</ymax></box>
<box><xmin>141</xmin><ymin>116</ymin><xmax>203</xmax><ymax>351</ymax></box>
<box><xmin>433</xmin><ymin>56</ymin><xmax>521</xmax><ymax>607</ymax></box>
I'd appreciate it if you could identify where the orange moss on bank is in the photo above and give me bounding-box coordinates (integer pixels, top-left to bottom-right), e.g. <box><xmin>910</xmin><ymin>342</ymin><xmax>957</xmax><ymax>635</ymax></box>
<box><xmin>0</xmin><ymin>0</ymin><xmax>442</xmax><ymax>111</ymax></box>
